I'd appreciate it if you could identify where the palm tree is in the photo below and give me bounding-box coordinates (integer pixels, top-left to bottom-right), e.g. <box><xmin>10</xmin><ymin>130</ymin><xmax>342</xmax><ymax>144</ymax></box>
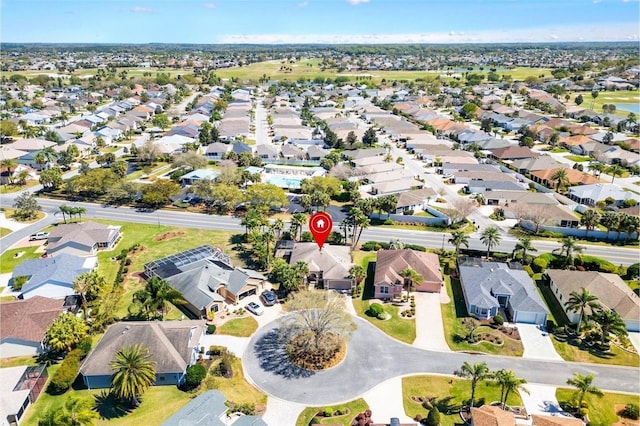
<box><xmin>54</xmin><ymin>396</ymin><xmax>99</xmax><ymax>426</ymax></box>
<box><xmin>73</xmin><ymin>271</ymin><xmax>106</xmax><ymax>320</ymax></box>
<box><xmin>110</xmin><ymin>344</ymin><xmax>156</xmax><ymax>407</ymax></box>
<box><xmin>399</xmin><ymin>267</ymin><xmax>423</xmax><ymax>296</ymax></box>
<box><xmin>480</xmin><ymin>226</ymin><xmax>502</xmax><ymax>259</ymax></box>
<box><xmin>449</xmin><ymin>231</ymin><xmax>469</xmax><ymax>258</ymax></box>
<box><xmin>349</xmin><ymin>207</ymin><xmax>370</xmax><ymax>249</ymax></box>
<box><xmin>551</xmin><ymin>168</ymin><xmax>570</xmax><ymax>192</ymax></box>
<box><xmin>271</xmin><ymin>218</ymin><xmax>285</xmax><ymax>241</ymax></box>
<box><xmin>566</xmin><ymin>373</ymin><xmax>603</xmax><ymax>409</ymax></box>
<box><xmin>594</xmin><ymin>309</ymin><xmax>627</xmax><ymax>347</ymax></box>
<box><xmin>580</xmin><ymin>209</ymin><xmax>601</xmax><ymax>236</ymax></box>
<box><xmin>564</xmin><ymin>288</ymin><xmax>599</xmax><ymax>331</ymax></box>
<box><xmin>600</xmin><ymin>211</ymin><xmax>621</xmax><ymax>241</ymax></box>
<box><xmin>348</xmin><ymin>264</ymin><xmax>366</xmax><ymax>287</ymax></box>
<box><xmin>512</xmin><ymin>236</ymin><xmax>537</xmax><ymax>264</ymax></box>
<box><xmin>607</xmin><ymin>164</ymin><xmax>625</xmax><ymax>184</ymax></box>
<box><xmin>293</xmin><ymin>260</ymin><xmax>310</xmax><ymax>287</ymax></box>
<box><xmin>587</xmin><ymin>161</ymin><xmax>606</xmax><ymax>178</ymax></box>
<box><xmin>16</xmin><ymin>170</ymin><xmax>29</xmax><ymax>186</ymax></box>
<box><xmin>290</xmin><ymin>212</ymin><xmax>307</xmax><ymax>241</ymax></box>
<box><xmin>553</xmin><ymin>236</ymin><xmax>586</xmax><ymax>267</ymax></box>
<box><xmin>0</xmin><ymin>158</ymin><xmax>18</xmax><ymax>185</ymax></box>
<box><xmin>454</xmin><ymin>361</ymin><xmax>491</xmax><ymax>408</ymax></box>
<box><xmin>71</xmin><ymin>206</ymin><xmax>87</xmax><ymax>221</ymax></box>
<box><xmin>494</xmin><ymin>369</ymin><xmax>528</xmax><ymax>410</ymax></box>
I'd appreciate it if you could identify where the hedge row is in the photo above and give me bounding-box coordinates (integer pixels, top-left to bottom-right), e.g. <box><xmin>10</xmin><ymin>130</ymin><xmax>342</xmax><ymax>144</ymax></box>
<box><xmin>361</xmin><ymin>241</ymin><xmax>426</xmax><ymax>252</ymax></box>
<box><xmin>49</xmin><ymin>349</ymin><xmax>83</xmax><ymax>394</ymax></box>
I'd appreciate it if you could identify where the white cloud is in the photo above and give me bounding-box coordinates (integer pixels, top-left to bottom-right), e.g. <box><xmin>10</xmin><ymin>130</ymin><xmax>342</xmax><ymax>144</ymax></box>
<box><xmin>131</xmin><ymin>6</ymin><xmax>152</xmax><ymax>13</ymax></box>
<box><xmin>218</xmin><ymin>24</ymin><xmax>640</xmax><ymax>44</ymax></box>
<box><xmin>203</xmin><ymin>2</ymin><xmax>216</xmax><ymax>8</ymax></box>
<box><xmin>347</xmin><ymin>0</ymin><xmax>370</xmax><ymax>4</ymax></box>
<box><xmin>297</xmin><ymin>1</ymin><xmax>309</xmax><ymax>7</ymax></box>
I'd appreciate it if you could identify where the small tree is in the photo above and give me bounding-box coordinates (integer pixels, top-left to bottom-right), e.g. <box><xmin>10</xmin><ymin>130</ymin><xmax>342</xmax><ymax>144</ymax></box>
<box><xmin>13</xmin><ymin>192</ymin><xmax>42</xmax><ymax>221</ymax></box>
<box><xmin>425</xmin><ymin>406</ymin><xmax>441</xmax><ymax>426</ymax></box>
<box><xmin>566</xmin><ymin>373</ymin><xmax>603</xmax><ymax>410</ymax></box>
<box><xmin>185</xmin><ymin>363</ymin><xmax>207</xmax><ymax>389</ymax></box>
<box><xmin>44</xmin><ymin>313</ymin><xmax>89</xmax><ymax>354</ymax></box>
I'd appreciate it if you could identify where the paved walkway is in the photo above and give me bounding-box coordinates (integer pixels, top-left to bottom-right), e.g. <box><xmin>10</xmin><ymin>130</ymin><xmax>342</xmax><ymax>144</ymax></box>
<box><xmin>200</xmin><ymin>334</ymin><xmax>248</xmax><ymax>358</ymax></box>
<box><xmin>413</xmin><ymin>290</ymin><xmax>450</xmax><ymax>352</ymax></box>
<box><xmin>518</xmin><ymin>324</ymin><xmax>564</xmax><ymax>361</ymax></box>
<box><xmin>362</xmin><ymin>376</ymin><xmax>415</xmax><ymax>424</ymax></box>
<box><xmin>627</xmin><ymin>332</ymin><xmax>640</xmax><ymax>354</ymax></box>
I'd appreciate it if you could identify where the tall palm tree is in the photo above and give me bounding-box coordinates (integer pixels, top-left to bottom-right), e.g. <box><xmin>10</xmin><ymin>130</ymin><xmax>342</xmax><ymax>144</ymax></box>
<box><xmin>580</xmin><ymin>209</ymin><xmax>601</xmax><ymax>236</ymax></box>
<box><xmin>607</xmin><ymin>164</ymin><xmax>625</xmax><ymax>184</ymax></box>
<box><xmin>449</xmin><ymin>231</ymin><xmax>469</xmax><ymax>258</ymax></box>
<box><xmin>512</xmin><ymin>236</ymin><xmax>537</xmax><ymax>264</ymax></box>
<box><xmin>566</xmin><ymin>373</ymin><xmax>603</xmax><ymax>409</ymax></box>
<box><xmin>399</xmin><ymin>268</ymin><xmax>423</xmax><ymax>296</ymax></box>
<box><xmin>551</xmin><ymin>168</ymin><xmax>570</xmax><ymax>192</ymax></box>
<box><xmin>290</xmin><ymin>212</ymin><xmax>308</xmax><ymax>241</ymax></box>
<box><xmin>553</xmin><ymin>236</ymin><xmax>586</xmax><ymax>267</ymax></box>
<box><xmin>599</xmin><ymin>211</ymin><xmax>621</xmax><ymax>241</ymax></box>
<box><xmin>594</xmin><ymin>309</ymin><xmax>627</xmax><ymax>347</ymax></box>
<box><xmin>587</xmin><ymin>161</ymin><xmax>606</xmax><ymax>178</ymax></box>
<box><xmin>494</xmin><ymin>369</ymin><xmax>529</xmax><ymax>410</ymax></box>
<box><xmin>480</xmin><ymin>226</ymin><xmax>502</xmax><ymax>259</ymax></box>
<box><xmin>110</xmin><ymin>344</ymin><xmax>156</xmax><ymax>407</ymax></box>
<box><xmin>454</xmin><ymin>361</ymin><xmax>491</xmax><ymax>408</ymax></box>
<box><xmin>348</xmin><ymin>264</ymin><xmax>366</xmax><ymax>293</ymax></box>
<box><xmin>271</xmin><ymin>218</ymin><xmax>285</xmax><ymax>241</ymax></box>
<box><xmin>564</xmin><ymin>288</ymin><xmax>599</xmax><ymax>331</ymax></box>
<box><xmin>0</xmin><ymin>158</ymin><xmax>18</xmax><ymax>185</ymax></box>
<box><xmin>73</xmin><ymin>271</ymin><xmax>106</xmax><ymax>320</ymax></box>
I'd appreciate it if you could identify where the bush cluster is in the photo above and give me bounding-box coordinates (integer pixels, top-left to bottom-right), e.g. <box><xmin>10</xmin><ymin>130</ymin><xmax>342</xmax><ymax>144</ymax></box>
<box><xmin>49</xmin><ymin>349</ymin><xmax>82</xmax><ymax>394</ymax></box>
<box><xmin>185</xmin><ymin>363</ymin><xmax>207</xmax><ymax>388</ymax></box>
<box><xmin>531</xmin><ymin>257</ymin><xmax>549</xmax><ymax>273</ymax></box>
<box><xmin>361</xmin><ymin>241</ymin><xmax>426</xmax><ymax>252</ymax></box>
<box><xmin>206</xmin><ymin>324</ymin><xmax>216</xmax><ymax>334</ymax></box>
<box><xmin>367</xmin><ymin>303</ymin><xmax>384</xmax><ymax>317</ymax></box>
<box><xmin>621</xmin><ymin>403</ymin><xmax>640</xmax><ymax>420</ymax></box>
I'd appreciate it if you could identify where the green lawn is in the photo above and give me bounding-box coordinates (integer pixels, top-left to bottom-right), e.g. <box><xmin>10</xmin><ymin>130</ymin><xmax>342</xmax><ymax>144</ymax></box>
<box><xmin>550</xmin><ymin>328</ymin><xmax>639</xmax><ymax>367</ymax></box>
<box><xmin>441</xmin><ymin>274</ymin><xmax>523</xmax><ymax>356</ymax></box>
<box><xmin>296</xmin><ymin>399</ymin><xmax>369</xmax><ymax>426</ymax></box>
<box><xmin>351</xmin><ymin>250</ymin><xmax>377</xmax><ymax>270</ymax></box>
<box><xmin>1</xmin><ymin>208</ymin><xmax>46</xmax><ymax>223</ymax></box>
<box><xmin>402</xmin><ymin>375</ymin><xmax>523</xmax><ymax>425</ymax></box>
<box><xmin>216</xmin><ymin>317</ymin><xmax>259</xmax><ymax>337</ymax></box>
<box><xmin>204</xmin><ymin>355</ymin><xmax>267</xmax><ymax>411</ymax></box>
<box><xmin>565</xmin><ymin>155</ymin><xmax>592</xmax><ymax>163</ymax></box>
<box><xmin>0</xmin><ymin>355</ymin><xmax>39</xmax><ymax>368</ymax></box>
<box><xmin>0</xmin><ymin>245</ymin><xmax>43</xmax><ymax>273</ymax></box>
<box><xmin>0</xmin><ymin>227</ymin><xmax>11</xmax><ymax>237</ymax></box>
<box><xmin>556</xmin><ymin>388</ymin><xmax>640</xmax><ymax>426</ymax></box>
<box><xmin>569</xmin><ymin>89</ymin><xmax>640</xmax><ymax>114</ymax></box>
<box><xmin>0</xmin><ymin>180</ymin><xmax>40</xmax><ymax>194</ymax></box>
<box><xmin>353</xmin><ymin>299</ymin><xmax>416</xmax><ymax>344</ymax></box>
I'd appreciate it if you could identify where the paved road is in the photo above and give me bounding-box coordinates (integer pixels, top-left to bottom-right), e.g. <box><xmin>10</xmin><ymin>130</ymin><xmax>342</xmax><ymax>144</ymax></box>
<box><xmin>243</xmin><ymin>316</ymin><xmax>640</xmax><ymax>406</ymax></box>
<box><xmin>1</xmin><ymin>196</ymin><xmax>638</xmax><ymax>265</ymax></box>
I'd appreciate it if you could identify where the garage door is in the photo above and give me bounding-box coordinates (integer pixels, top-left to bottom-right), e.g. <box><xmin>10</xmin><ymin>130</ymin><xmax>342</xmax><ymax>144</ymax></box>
<box><xmin>514</xmin><ymin>311</ymin><xmax>538</xmax><ymax>324</ymax></box>
<box><xmin>238</xmin><ymin>288</ymin><xmax>256</xmax><ymax>300</ymax></box>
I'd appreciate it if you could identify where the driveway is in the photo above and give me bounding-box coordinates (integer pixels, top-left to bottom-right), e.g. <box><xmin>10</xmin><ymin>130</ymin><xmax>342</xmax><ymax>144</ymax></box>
<box><xmin>361</xmin><ymin>376</ymin><xmax>414</xmax><ymax>424</ymax></box>
<box><xmin>413</xmin><ymin>290</ymin><xmax>450</xmax><ymax>352</ymax></box>
<box><xmin>518</xmin><ymin>324</ymin><xmax>563</xmax><ymax>361</ymax></box>
<box><xmin>242</xmin><ymin>316</ymin><xmax>640</xmax><ymax>405</ymax></box>
<box><xmin>628</xmin><ymin>332</ymin><xmax>640</xmax><ymax>354</ymax></box>
<box><xmin>261</xmin><ymin>397</ymin><xmax>306</xmax><ymax>426</ymax></box>
<box><xmin>519</xmin><ymin>384</ymin><xmax>571</xmax><ymax>417</ymax></box>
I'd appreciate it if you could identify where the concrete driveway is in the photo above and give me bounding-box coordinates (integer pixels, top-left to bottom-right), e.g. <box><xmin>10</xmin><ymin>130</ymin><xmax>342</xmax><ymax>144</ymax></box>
<box><xmin>518</xmin><ymin>324</ymin><xmax>563</xmax><ymax>361</ymax></box>
<box><xmin>413</xmin><ymin>291</ymin><xmax>450</xmax><ymax>352</ymax></box>
<box><xmin>361</xmin><ymin>376</ymin><xmax>415</xmax><ymax>424</ymax></box>
<box><xmin>519</xmin><ymin>384</ymin><xmax>571</xmax><ymax>417</ymax></box>
<box><xmin>627</xmin><ymin>332</ymin><xmax>640</xmax><ymax>354</ymax></box>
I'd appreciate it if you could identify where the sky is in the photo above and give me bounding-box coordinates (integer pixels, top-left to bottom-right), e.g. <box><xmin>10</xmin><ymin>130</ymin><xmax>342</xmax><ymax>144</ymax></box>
<box><xmin>1</xmin><ymin>0</ymin><xmax>639</xmax><ymax>44</ymax></box>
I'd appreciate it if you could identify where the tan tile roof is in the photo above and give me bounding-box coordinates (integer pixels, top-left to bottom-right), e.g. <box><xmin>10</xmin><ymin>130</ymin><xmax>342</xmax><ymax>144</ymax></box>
<box><xmin>374</xmin><ymin>249</ymin><xmax>443</xmax><ymax>287</ymax></box>
<box><xmin>531</xmin><ymin>168</ymin><xmax>600</xmax><ymax>185</ymax></box>
<box><xmin>531</xmin><ymin>414</ymin><xmax>584</xmax><ymax>426</ymax></box>
<box><xmin>0</xmin><ymin>296</ymin><xmax>65</xmax><ymax>343</ymax></box>
<box><xmin>471</xmin><ymin>405</ymin><xmax>516</xmax><ymax>426</ymax></box>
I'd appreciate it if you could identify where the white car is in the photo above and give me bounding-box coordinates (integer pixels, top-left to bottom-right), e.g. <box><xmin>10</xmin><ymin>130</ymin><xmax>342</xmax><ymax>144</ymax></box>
<box><xmin>29</xmin><ymin>232</ymin><xmax>49</xmax><ymax>241</ymax></box>
<box><xmin>245</xmin><ymin>302</ymin><xmax>264</xmax><ymax>316</ymax></box>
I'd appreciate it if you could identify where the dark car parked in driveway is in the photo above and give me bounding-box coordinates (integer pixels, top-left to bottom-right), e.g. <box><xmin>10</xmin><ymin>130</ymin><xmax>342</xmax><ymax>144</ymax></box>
<box><xmin>260</xmin><ymin>290</ymin><xmax>277</xmax><ymax>306</ymax></box>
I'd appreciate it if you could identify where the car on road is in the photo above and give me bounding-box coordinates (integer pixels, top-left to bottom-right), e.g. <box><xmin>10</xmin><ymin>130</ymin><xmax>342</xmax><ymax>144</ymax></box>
<box><xmin>260</xmin><ymin>290</ymin><xmax>277</xmax><ymax>306</ymax></box>
<box><xmin>29</xmin><ymin>232</ymin><xmax>49</xmax><ymax>241</ymax></box>
<box><xmin>245</xmin><ymin>302</ymin><xmax>264</xmax><ymax>316</ymax></box>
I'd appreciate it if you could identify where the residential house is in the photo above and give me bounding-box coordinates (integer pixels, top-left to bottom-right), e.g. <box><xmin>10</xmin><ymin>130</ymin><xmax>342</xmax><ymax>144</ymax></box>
<box><xmin>481</xmin><ymin>191</ymin><xmax>558</xmax><ymax>206</ymax></box>
<box><xmin>231</xmin><ymin>142</ymin><xmax>252</xmax><ymax>155</ymax></box>
<box><xmin>545</xmin><ymin>269</ymin><xmax>640</xmax><ymax>332</ymax></box>
<box><xmin>255</xmin><ymin>144</ymin><xmax>279</xmax><ymax>161</ymax></box>
<box><xmin>163</xmin><ymin>390</ymin><xmax>267</xmax><ymax>426</ymax></box>
<box><xmin>371</xmin><ymin>178</ymin><xmax>424</xmax><ymax>196</ymax></box>
<box><xmin>394</xmin><ymin>188</ymin><xmax>437</xmax><ymax>213</ymax></box>
<box><xmin>205</xmin><ymin>142</ymin><xmax>231</xmax><ymax>160</ymax></box>
<box><xmin>458</xmin><ymin>258</ymin><xmax>548</xmax><ymax>324</ymax></box>
<box><xmin>466</xmin><ymin>179</ymin><xmax>526</xmax><ymax>194</ymax></box>
<box><xmin>441</xmin><ymin>163</ymin><xmax>500</xmax><ymax>175</ymax></box>
<box><xmin>306</xmin><ymin>145</ymin><xmax>328</xmax><ymax>162</ymax></box>
<box><xmin>0</xmin><ymin>297</ymin><xmax>65</xmax><ymax>358</ymax></box>
<box><xmin>80</xmin><ymin>321</ymin><xmax>204</xmax><ymax>389</ymax></box>
<box><xmin>13</xmin><ymin>254</ymin><xmax>98</xmax><ymax>300</ymax></box>
<box><xmin>46</xmin><ymin>221</ymin><xmax>121</xmax><ymax>257</ymax></box>
<box><xmin>530</xmin><ymin>168</ymin><xmax>600</xmax><ymax>188</ymax></box>
<box><xmin>488</xmin><ymin>146</ymin><xmax>538</xmax><ymax>162</ymax></box>
<box><xmin>512</xmin><ymin>156</ymin><xmax>566</xmax><ymax>174</ymax></box>
<box><xmin>180</xmin><ymin>169</ymin><xmax>220</xmax><ymax>186</ymax></box>
<box><xmin>288</xmin><ymin>243</ymin><xmax>353</xmax><ymax>291</ymax></box>
<box><xmin>506</xmin><ymin>203</ymin><xmax>580</xmax><ymax>228</ymax></box>
<box><xmin>373</xmin><ymin>250</ymin><xmax>443</xmax><ymax>299</ymax></box>
<box><xmin>470</xmin><ymin>405</ymin><xmax>515</xmax><ymax>425</ymax></box>
<box><xmin>530</xmin><ymin>414</ymin><xmax>584</xmax><ymax>426</ymax></box>
<box><xmin>568</xmin><ymin>183</ymin><xmax>636</xmax><ymax>207</ymax></box>
<box><xmin>0</xmin><ymin>365</ymin><xmax>49</xmax><ymax>425</ymax></box>
<box><xmin>453</xmin><ymin>171</ymin><xmax>517</xmax><ymax>185</ymax></box>
<box><xmin>593</xmin><ymin>145</ymin><xmax>640</xmax><ymax>167</ymax></box>
<box><xmin>144</xmin><ymin>245</ymin><xmax>267</xmax><ymax>317</ymax></box>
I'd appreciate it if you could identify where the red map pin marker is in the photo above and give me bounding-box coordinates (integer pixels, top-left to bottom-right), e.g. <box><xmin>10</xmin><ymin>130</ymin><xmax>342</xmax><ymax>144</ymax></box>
<box><xmin>309</xmin><ymin>211</ymin><xmax>333</xmax><ymax>250</ymax></box>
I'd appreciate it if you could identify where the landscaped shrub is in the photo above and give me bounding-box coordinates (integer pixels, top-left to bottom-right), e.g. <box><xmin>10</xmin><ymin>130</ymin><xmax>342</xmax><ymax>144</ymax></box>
<box><xmin>206</xmin><ymin>324</ymin><xmax>216</xmax><ymax>334</ymax></box>
<box><xmin>531</xmin><ymin>257</ymin><xmax>548</xmax><ymax>273</ymax></box>
<box><xmin>361</xmin><ymin>241</ymin><xmax>390</xmax><ymax>251</ymax></box>
<box><xmin>621</xmin><ymin>403</ymin><xmax>640</xmax><ymax>420</ymax></box>
<box><xmin>76</xmin><ymin>336</ymin><xmax>93</xmax><ymax>357</ymax></box>
<box><xmin>404</xmin><ymin>209</ymin><xmax>415</xmax><ymax>215</ymax></box>
<box><xmin>323</xmin><ymin>408</ymin><xmax>333</xmax><ymax>417</ymax></box>
<box><xmin>426</xmin><ymin>406</ymin><xmax>441</xmax><ymax>426</ymax></box>
<box><xmin>626</xmin><ymin>263</ymin><xmax>640</xmax><ymax>279</ymax></box>
<box><xmin>367</xmin><ymin>303</ymin><xmax>385</xmax><ymax>317</ymax></box>
<box><xmin>309</xmin><ymin>417</ymin><xmax>320</xmax><ymax>425</ymax></box>
<box><xmin>493</xmin><ymin>314</ymin><xmax>504</xmax><ymax>326</ymax></box>
<box><xmin>12</xmin><ymin>275</ymin><xmax>28</xmax><ymax>291</ymax></box>
<box><xmin>230</xmin><ymin>402</ymin><xmax>256</xmax><ymax>415</ymax></box>
<box><xmin>522</xmin><ymin>265</ymin><xmax>534</xmax><ymax>277</ymax></box>
<box><xmin>301</xmin><ymin>231</ymin><xmax>313</xmax><ymax>242</ymax></box>
<box><xmin>578</xmin><ymin>255</ymin><xmax>617</xmax><ymax>273</ymax></box>
<box><xmin>185</xmin><ymin>363</ymin><xmax>207</xmax><ymax>388</ymax></box>
<box><xmin>49</xmin><ymin>349</ymin><xmax>82</xmax><ymax>394</ymax></box>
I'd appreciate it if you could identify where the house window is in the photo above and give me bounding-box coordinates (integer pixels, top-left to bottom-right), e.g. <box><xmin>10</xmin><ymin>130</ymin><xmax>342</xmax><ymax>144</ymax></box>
<box><xmin>380</xmin><ymin>286</ymin><xmax>389</xmax><ymax>294</ymax></box>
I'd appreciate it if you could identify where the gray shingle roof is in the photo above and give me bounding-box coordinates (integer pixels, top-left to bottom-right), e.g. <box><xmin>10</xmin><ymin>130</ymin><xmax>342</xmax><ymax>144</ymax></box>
<box><xmin>14</xmin><ymin>254</ymin><xmax>97</xmax><ymax>297</ymax></box>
